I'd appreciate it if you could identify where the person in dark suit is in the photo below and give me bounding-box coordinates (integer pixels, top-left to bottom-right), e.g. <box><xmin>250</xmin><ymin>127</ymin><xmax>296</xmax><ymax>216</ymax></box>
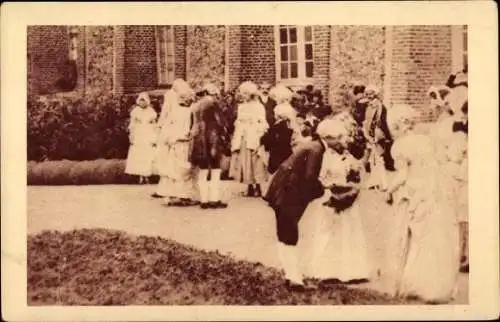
<box><xmin>258</xmin><ymin>81</ymin><xmax>278</xmax><ymax>127</ymax></box>
<box><xmin>260</xmin><ymin>104</ymin><xmax>295</xmax><ymax>175</ymax></box>
<box><xmin>189</xmin><ymin>83</ymin><xmax>231</xmax><ymax>209</ymax></box>
<box><xmin>263</xmin><ymin>127</ymin><xmax>325</xmax><ymax>290</ymax></box>
<box><xmin>363</xmin><ymin>85</ymin><xmax>394</xmax><ymax>189</ymax></box>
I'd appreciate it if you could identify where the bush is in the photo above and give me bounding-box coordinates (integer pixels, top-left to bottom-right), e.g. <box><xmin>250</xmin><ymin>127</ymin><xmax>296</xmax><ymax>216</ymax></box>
<box><xmin>27</xmin><ymin>93</ymin><xmax>163</xmax><ymax>162</ymax></box>
<box><xmin>27</xmin><ymin>159</ymin><xmax>160</xmax><ymax>185</ymax></box>
<box><xmin>28</xmin><ymin>91</ymin><xmax>238</xmax><ymax>162</ymax></box>
<box><xmin>28</xmin><ymin>229</ymin><xmax>421</xmax><ymax>305</ymax></box>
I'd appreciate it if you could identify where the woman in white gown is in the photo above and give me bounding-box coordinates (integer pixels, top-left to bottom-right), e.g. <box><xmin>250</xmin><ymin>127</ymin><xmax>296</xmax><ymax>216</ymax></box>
<box><xmin>300</xmin><ymin>113</ymin><xmax>372</xmax><ymax>283</ymax></box>
<box><xmin>383</xmin><ymin>104</ymin><xmax>460</xmax><ymax>303</ymax></box>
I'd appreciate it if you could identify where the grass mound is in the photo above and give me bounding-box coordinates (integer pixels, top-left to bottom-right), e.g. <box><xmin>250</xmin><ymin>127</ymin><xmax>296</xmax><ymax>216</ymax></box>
<box><xmin>28</xmin><ymin>229</ymin><xmax>420</xmax><ymax>305</ymax></box>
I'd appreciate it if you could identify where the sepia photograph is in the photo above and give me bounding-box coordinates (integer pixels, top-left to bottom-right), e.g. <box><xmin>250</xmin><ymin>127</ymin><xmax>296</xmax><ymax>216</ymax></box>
<box><xmin>26</xmin><ymin>23</ymin><xmax>469</xmax><ymax>305</ymax></box>
<box><xmin>2</xmin><ymin>1</ymin><xmax>499</xmax><ymax>321</ymax></box>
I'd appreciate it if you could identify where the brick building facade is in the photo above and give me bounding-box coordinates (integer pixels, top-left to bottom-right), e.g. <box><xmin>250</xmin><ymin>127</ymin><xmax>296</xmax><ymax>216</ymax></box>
<box><xmin>27</xmin><ymin>25</ymin><xmax>467</xmax><ymax>119</ymax></box>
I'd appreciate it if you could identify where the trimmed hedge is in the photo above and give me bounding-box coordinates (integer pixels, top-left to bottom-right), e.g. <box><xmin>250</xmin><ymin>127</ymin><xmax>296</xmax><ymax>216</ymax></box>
<box><xmin>27</xmin><ymin>91</ymin><xmax>238</xmax><ymax>162</ymax></box>
<box><xmin>27</xmin><ymin>159</ymin><xmax>159</xmax><ymax>185</ymax></box>
<box><xmin>27</xmin><ymin>159</ymin><xmax>235</xmax><ymax>185</ymax></box>
<box><xmin>27</xmin><ymin>93</ymin><xmax>159</xmax><ymax>162</ymax></box>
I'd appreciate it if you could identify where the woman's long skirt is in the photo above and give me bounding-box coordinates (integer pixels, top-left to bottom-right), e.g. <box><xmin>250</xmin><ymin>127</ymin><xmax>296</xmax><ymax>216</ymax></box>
<box><xmin>299</xmin><ymin>192</ymin><xmax>372</xmax><ymax>282</ymax></box>
<box><xmin>155</xmin><ymin>142</ymin><xmax>198</xmax><ymax>200</ymax></box>
<box><xmin>383</xmin><ymin>196</ymin><xmax>460</xmax><ymax>303</ymax></box>
<box><xmin>125</xmin><ymin>142</ymin><xmax>155</xmax><ymax>177</ymax></box>
<box><xmin>229</xmin><ymin>137</ymin><xmax>268</xmax><ymax>185</ymax></box>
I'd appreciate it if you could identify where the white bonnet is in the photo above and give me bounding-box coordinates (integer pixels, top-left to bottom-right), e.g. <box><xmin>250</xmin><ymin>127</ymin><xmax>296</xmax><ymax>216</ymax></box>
<box><xmin>136</xmin><ymin>92</ymin><xmax>151</xmax><ymax>105</ymax></box>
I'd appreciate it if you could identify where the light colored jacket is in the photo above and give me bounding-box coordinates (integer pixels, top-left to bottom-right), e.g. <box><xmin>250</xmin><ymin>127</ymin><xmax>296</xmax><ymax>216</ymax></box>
<box><xmin>231</xmin><ymin>100</ymin><xmax>268</xmax><ymax>152</ymax></box>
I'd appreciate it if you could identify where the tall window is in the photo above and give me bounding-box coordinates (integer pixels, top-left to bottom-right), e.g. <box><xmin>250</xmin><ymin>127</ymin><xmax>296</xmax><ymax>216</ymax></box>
<box><xmin>155</xmin><ymin>26</ymin><xmax>175</xmax><ymax>85</ymax></box>
<box><xmin>452</xmin><ymin>25</ymin><xmax>468</xmax><ymax>72</ymax></box>
<box><xmin>462</xmin><ymin>25</ymin><xmax>468</xmax><ymax>70</ymax></box>
<box><xmin>275</xmin><ymin>25</ymin><xmax>314</xmax><ymax>85</ymax></box>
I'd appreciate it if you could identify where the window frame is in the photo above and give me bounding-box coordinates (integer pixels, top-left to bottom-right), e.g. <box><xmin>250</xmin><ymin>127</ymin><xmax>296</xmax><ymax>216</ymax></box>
<box><xmin>451</xmin><ymin>25</ymin><xmax>468</xmax><ymax>73</ymax></box>
<box><xmin>155</xmin><ymin>26</ymin><xmax>176</xmax><ymax>86</ymax></box>
<box><xmin>274</xmin><ymin>25</ymin><xmax>315</xmax><ymax>87</ymax></box>
<box><xmin>34</xmin><ymin>26</ymin><xmax>82</xmax><ymax>98</ymax></box>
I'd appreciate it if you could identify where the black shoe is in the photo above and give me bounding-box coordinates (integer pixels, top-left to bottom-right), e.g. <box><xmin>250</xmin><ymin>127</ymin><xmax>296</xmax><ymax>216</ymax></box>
<box><xmin>254</xmin><ymin>184</ymin><xmax>262</xmax><ymax>198</ymax></box>
<box><xmin>151</xmin><ymin>193</ymin><xmax>165</xmax><ymax>198</ymax></box>
<box><xmin>200</xmin><ymin>202</ymin><xmax>211</xmax><ymax>209</ymax></box>
<box><xmin>210</xmin><ymin>201</ymin><xmax>228</xmax><ymax>209</ymax></box>
<box><xmin>460</xmin><ymin>263</ymin><xmax>469</xmax><ymax>273</ymax></box>
<box><xmin>167</xmin><ymin>198</ymin><xmax>199</xmax><ymax>207</ymax></box>
<box><xmin>246</xmin><ymin>184</ymin><xmax>255</xmax><ymax>197</ymax></box>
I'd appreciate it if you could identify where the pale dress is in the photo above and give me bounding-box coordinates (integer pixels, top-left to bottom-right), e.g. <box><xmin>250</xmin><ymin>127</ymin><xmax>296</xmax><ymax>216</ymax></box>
<box><xmin>229</xmin><ymin>101</ymin><xmax>269</xmax><ymax>184</ymax></box>
<box><xmin>299</xmin><ymin>152</ymin><xmax>372</xmax><ymax>282</ymax></box>
<box><xmin>125</xmin><ymin>106</ymin><xmax>157</xmax><ymax>177</ymax></box>
<box><xmin>156</xmin><ymin>103</ymin><xmax>198</xmax><ymax>200</ymax></box>
<box><xmin>384</xmin><ymin>133</ymin><xmax>460</xmax><ymax>303</ymax></box>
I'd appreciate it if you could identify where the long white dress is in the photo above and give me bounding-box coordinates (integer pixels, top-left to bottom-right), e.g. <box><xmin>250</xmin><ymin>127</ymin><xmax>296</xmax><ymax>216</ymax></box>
<box><xmin>156</xmin><ymin>100</ymin><xmax>198</xmax><ymax>200</ymax></box>
<box><xmin>125</xmin><ymin>105</ymin><xmax>157</xmax><ymax>176</ymax></box>
<box><xmin>384</xmin><ymin>133</ymin><xmax>459</xmax><ymax>303</ymax></box>
<box><xmin>300</xmin><ymin>151</ymin><xmax>372</xmax><ymax>282</ymax></box>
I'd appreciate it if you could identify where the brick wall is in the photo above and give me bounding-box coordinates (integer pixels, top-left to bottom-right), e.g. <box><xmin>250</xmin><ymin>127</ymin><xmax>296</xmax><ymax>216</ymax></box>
<box><xmin>328</xmin><ymin>26</ymin><xmax>386</xmax><ymax>111</ymax></box>
<box><xmin>240</xmin><ymin>26</ymin><xmax>276</xmax><ymax>85</ymax></box>
<box><xmin>27</xmin><ymin>25</ymin><xmax>86</xmax><ymax>96</ymax></box>
<box><xmin>113</xmin><ymin>26</ymin><xmax>126</xmax><ymax>95</ymax></box>
<box><xmin>227</xmin><ymin>26</ymin><xmax>242</xmax><ymax>91</ymax></box>
<box><xmin>123</xmin><ymin>26</ymin><xmax>158</xmax><ymax>93</ymax></box>
<box><xmin>389</xmin><ymin>25</ymin><xmax>453</xmax><ymax>122</ymax></box>
<box><xmin>174</xmin><ymin>25</ymin><xmax>187</xmax><ymax>80</ymax></box>
<box><xmin>312</xmin><ymin>26</ymin><xmax>331</xmax><ymax>101</ymax></box>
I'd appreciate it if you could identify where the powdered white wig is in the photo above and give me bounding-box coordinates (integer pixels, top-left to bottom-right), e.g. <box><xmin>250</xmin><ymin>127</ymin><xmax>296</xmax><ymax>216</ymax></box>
<box><xmin>202</xmin><ymin>83</ymin><xmax>220</xmax><ymax>96</ymax></box>
<box><xmin>172</xmin><ymin>78</ymin><xmax>189</xmax><ymax>93</ymax></box>
<box><xmin>136</xmin><ymin>92</ymin><xmax>151</xmax><ymax>105</ymax></box>
<box><xmin>274</xmin><ymin>102</ymin><xmax>297</xmax><ymax>122</ymax></box>
<box><xmin>177</xmin><ymin>84</ymin><xmax>196</xmax><ymax>103</ymax></box>
<box><xmin>365</xmin><ymin>84</ymin><xmax>380</xmax><ymax>97</ymax></box>
<box><xmin>238</xmin><ymin>81</ymin><xmax>259</xmax><ymax>97</ymax></box>
<box><xmin>316</xmin><ymin>117</ymin><xmax>351</xmax><ymax>142</ymax></box>
<box><xmin>270</xmin><ymin>85</ymin><xmax>293</xmax><ymax>104</ymax></box>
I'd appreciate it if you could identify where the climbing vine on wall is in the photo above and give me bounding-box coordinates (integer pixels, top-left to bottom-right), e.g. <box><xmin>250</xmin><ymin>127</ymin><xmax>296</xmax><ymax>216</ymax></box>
<box><xmin>85</xmin><ymin>26</ymin><xmax>115</xmax><ymax>97</ymax></box>
<box><xmin>186</xmin><ymin>26</ymin><xmax>226</xmax><ymax>90</ymax></box>
<box><xmin>329</xmin><ymin>26</ymin><xmax>386</xmax><ymax>111</ymax></box>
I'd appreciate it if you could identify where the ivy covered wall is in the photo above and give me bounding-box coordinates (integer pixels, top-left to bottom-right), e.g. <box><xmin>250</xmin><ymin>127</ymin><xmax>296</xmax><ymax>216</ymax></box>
<box><xmin>85</xmin><ymin>26</ymin><xmax>115</xmax><ymax>96</ymax></box>
<box><xmin>328</xmin><ymin>26</ymin><xmax>386</xmax><ymax>111</ymax></box>
<box><xmin>186</xmin><ymin>25</ymin><xmax>226</xmax><ymax>90</ymax></box>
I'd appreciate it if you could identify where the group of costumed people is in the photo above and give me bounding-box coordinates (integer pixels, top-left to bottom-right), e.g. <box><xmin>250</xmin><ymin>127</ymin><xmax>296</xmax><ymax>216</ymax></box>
<box><xmin>124</xmin><ymin>68</ymin><xmax>468</xmax><ymax>304</ymax></box>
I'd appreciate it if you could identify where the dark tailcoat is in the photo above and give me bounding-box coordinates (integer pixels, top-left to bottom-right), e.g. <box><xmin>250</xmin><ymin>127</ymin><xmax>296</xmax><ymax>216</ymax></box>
<box><xmin>264</xmin><ymin>139</ymin><xmax>325</xmax><ymax>245</ymax></box>
<box><xmin>261</xmin><ymin>120</ymin><xmax>294</xmax><ymax>174</ymax></box>
<box><xmin>189</xmin><ymin>95</ymin><xmax>231</xmax><ymax>169</ymax></box>
<box><xmin>365</xmin><ymin>103</ymin><xmax>395</xmax><ymax>171</ymax></box>
<box><xmin>259</xmin><ymin>96</ymin><xmax>278</xmax><ymax>127</ymax></box>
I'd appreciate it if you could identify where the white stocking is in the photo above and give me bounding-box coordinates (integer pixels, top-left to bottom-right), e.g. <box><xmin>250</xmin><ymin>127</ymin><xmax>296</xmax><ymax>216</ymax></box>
<box><xmin>209</xmin><ymin>169</ymin><xmax>221</xmax><ymax>202</ymax></box>
<box><xmin>198</xmin><ymin>169</ymin><xmax>209</xmax><ymax>203</ymax></box>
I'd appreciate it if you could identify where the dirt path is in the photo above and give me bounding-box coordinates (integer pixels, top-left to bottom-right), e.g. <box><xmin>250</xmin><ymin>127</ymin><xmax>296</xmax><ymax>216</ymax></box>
<box><xmin>27</xmin><ymin>183</ymin><xmax>468</xmax><ymax>304</ymax></box>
